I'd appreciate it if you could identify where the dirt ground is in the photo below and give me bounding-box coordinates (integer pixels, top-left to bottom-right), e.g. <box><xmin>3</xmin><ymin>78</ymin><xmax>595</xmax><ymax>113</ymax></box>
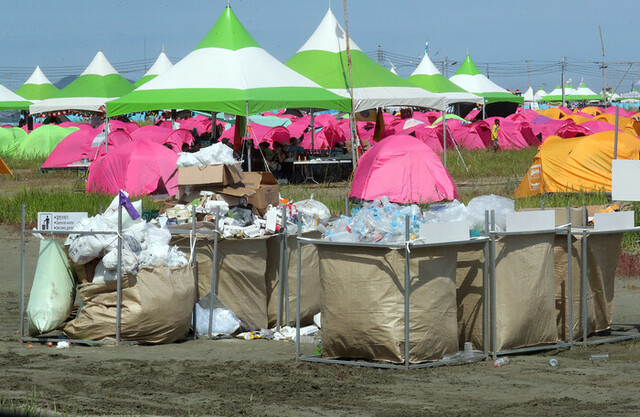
<box><xmin>2</xmin><ymin>227</ymin><xmax>640</xmax><ymax>417</ymax></box>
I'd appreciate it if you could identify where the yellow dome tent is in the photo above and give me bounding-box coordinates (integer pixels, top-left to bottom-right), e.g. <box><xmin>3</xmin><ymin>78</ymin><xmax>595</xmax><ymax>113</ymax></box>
<box><xmin>514</xmin><ymin>130</ymin><xmax>640</xmax><ymax>198</ymax></box>
<box><xmin>537</xmin><ymin>107</ymin><xmax>568</xmax><ymax>120</ymax></box>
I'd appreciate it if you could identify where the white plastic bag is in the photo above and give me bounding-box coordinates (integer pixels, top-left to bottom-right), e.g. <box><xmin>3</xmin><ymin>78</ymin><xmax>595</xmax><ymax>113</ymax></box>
<box><xmin>294</xmin><ymin>198</ymin><xmax>331</xmax><ymax>232</ymax></box>
<box><xmin>102</xmin><ymin>247</ymin><xmax>139</xmax><ymax>274</ymax></box>
<box><xmin>467</xmin><ymin>195</ymin><xmax>515</xmax><ymax>232</ymax></box>
<box><xmin>27</xmin><ymin>240</ymin><xmax>76</xmax><ymax>335</ymax></box>
<box><xmin>92</xmin><ymin>260</ymin><xmax>118</xmax><ymax>284</ymax></box>
<box><xmin>195</xmin><ymin>292</ymin><xmax>241</xmax><ymax>336</ymax></box>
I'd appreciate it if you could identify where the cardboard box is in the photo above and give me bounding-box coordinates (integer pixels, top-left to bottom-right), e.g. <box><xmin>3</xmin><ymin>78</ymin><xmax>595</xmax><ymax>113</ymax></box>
<box><xmin>177</xmin><ymin>163</ymin><xmax>243</xmax><ymax>186</ymax></box>
<box><xmin>241</xmin><ymin>172</ymin><xmax>279</xmax><ymax>211</ymax></box>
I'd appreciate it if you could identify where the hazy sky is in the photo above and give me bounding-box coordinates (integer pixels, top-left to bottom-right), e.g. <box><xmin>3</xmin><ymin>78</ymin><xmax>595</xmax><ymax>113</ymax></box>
<box><xmin>1</xmin><ymin>0</ymin><xmax>637</xmax><ymax>92</ymax></box>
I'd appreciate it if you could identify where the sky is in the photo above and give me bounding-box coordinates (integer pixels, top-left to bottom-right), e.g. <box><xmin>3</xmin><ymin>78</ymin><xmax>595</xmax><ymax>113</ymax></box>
<box><xmin>1</xmin><ymin>0</ymin><xmax>638</xmax><ymax>93</ymax></box>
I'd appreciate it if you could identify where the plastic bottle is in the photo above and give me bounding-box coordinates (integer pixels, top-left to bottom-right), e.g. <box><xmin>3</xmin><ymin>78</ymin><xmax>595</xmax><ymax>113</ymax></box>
<box><xmin>549</xmin><ymin>358</ymin><xmax>558</xmax><ymax>367</ymax></box>
<box><xmin>590</xmin><ymin>353</ymin><xmax>609</xmax><ymax>362</ymax></box>
<box><xmin>493</xmin><ymin>357</ymin><xmax>510</xmax><ymax>367</ymax></box>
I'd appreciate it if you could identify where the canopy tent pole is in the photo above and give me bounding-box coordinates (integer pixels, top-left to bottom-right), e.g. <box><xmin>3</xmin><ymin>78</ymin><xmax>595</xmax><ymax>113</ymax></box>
<box><xmin>104</xmin><ymin>116</ymin><xmax>110</xmax><ymax>153</ymax></box>
<box><xmin>614</xmin><ymin>106</ymin><xmax>619</xmax><ymax>159</ymax></box>
<box><xmin>442</xmin><ymin>110</ymin><xmax>447</xmax><ymax>170</ymax></box>
<box><xmin>482</xmin><ymin>99</ymin><xmax>486</xmax><ymax>119</ymax></box>
<box><xmin>245</xmin><ymin>100</ymin><xmax>251</xmax><ymax>172</ymax></box>
<box><xmin>310</xmin><ymin>109</ymin><xmax>315</xmax><ymax>153</ymax></box>
<box><xmin>211</xmin><ymin>112</ymin><xmax>218</xmax><ymax>139</ymax></box>
<box><xmin>343</xmin><ymin>0</ymin><xmax>358</xmax><ymax>168</ymax></box>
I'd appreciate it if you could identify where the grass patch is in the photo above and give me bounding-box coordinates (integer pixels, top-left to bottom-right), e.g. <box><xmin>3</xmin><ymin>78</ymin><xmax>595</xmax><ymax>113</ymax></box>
<box><xmin>0</xmin><ymin>189</ymin><xmax>162</xmax><ymax>224</ymax></box>
<box><xmin>445</xmin><ymin>147</ymin><xmax>538</xmax><ymax>182</ymax></box>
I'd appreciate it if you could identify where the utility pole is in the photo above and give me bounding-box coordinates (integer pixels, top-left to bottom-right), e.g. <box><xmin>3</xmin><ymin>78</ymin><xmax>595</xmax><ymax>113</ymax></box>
<box><xmin>442</xmin><ymin>57</ymin><xmax>448</xmax><ymax>78</ymax></box>
<box><xmin>377</xmin><ymin>45</ymin><xmax>383</xmax><ymax>65</ymax></box>
<box><xmin>599</xmin><ymin>26</ymin><xmax>607</xmax><ymax>104</ymax></box>
<box><xmin>561</xmin><ymin>56</ymin><xmax>566</xmax><ymax>107</ymax></box>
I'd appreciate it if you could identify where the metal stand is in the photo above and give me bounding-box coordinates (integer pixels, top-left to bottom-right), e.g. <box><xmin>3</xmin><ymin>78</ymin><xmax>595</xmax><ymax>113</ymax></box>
<box><xmin>295</xmin><ymin>215</ymin><xmax>490</xmax><ymax>370</ymax></box>
<box><xmin>19</xmin><ymin>204</ymin><xmax>135</xmax><ymax>346</ymax></box>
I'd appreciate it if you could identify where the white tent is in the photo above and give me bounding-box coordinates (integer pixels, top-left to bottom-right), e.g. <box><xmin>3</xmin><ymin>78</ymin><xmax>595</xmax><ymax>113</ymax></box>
<box><xmin>407</xmin><ymin>53</ymin><xmax>482</xmax><ymax>105</ymax></box>
<box><xmin>285</xmin><ymin>9</ymin><xmax>445</xmax><ymax>111</ymax></box>
<box><xmin>30</xmin><ymin>51</ymin><xmax>134</xmax><ymax>114</ymax></box>
<box><xmin>449</xmin><ymin>55</ymin><xmax>522</xmax><ymax>104</ymax></box>
<box><xmin>134</xmin><ymin>48</ymin><xmax>173</xmax><ymax>87</ymax></box>
<box><xmin>0</xmin><ymin>83</ymin><xmax>31</xmax><ymax>111</ymax></box>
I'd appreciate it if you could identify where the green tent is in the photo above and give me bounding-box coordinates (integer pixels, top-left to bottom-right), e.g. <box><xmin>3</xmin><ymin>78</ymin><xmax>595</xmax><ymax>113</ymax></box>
<box><xmin>540</xmin><ymin>84</ymin><xmax>578</xmax><ymax>103</ymax></box>
<box><xmin>107</xmin><ymin>6</ymin><xmax>349</xmax><ymax>117</ymax></box>
<box><xmin>449</xmin><ymin>55</ymin><xmax>523</xmax><ymax>104</ymax></box>
<box><xmin>285</xmin><ymin>9</ymin><xmax>445</xmax><ymax>111</ymax></box>
<box><xmin>0</xmin><ymin>127</ymin><xmax>28</xmax><ymax>154</ymax></box>
<box><xmin>12</xmin><ymin>125</ymin><xmax>79</xmax><ymax>159</ymax></box>
<box><xmin>30</xmin><ymin>51</ymin><xmax>134</xmax><ymax>114</ymax></box>
<box><xmin>0</xmin><ymin>83</ymin><xmax>31</xmax><ymax>111</ymax></box>
<box><xmin>407</xmin><ymin>53</ymin><xmax>482</xmax><ymax>105</ymax></box>
<box><xmin>15</xmin><ymin>66</ymin><xmax>59</xmax><ymax>101</ymax></box>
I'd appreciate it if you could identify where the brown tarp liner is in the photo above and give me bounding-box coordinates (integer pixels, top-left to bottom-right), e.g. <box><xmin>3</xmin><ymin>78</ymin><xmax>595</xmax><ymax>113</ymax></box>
<box><xmin>63</xmin><ymin>265</ymin><xmax>194</xmax><ymax>343</ymax></box>
<box><xmin>265</xmin><ymin>232</ymin><xmax>322</xmax><ymax>328</ymax></box>
<box><xmin>455</xmin><ymin>242</ymin><xmax>487</xmax><ymax>351</ymax></box>
<box><xmin>170</xmin><ymin>223</ymin><xmax>269</xmax><ymax>331</ymax></box>
<box><xmin>318</xmin><ymin>245</ymin><xmax>458</xmax><ymax>364</ymax></box>
<box><xmin>493</xmin><ymin>234</ymin><xmax>557</xmax><ymax>351</ymax></box>
<box><xmin>554</xmin><ymin>234</ymin><xmax>622</xmax><ymax>341</ymax></box>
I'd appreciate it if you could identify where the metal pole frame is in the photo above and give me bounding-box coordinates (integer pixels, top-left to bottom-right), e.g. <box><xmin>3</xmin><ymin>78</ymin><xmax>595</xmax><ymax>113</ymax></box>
<box><xmin>191</xmin><ymin>209</ymin><xmax>198</xmax><ymax>340</ymax></box>
<box><xmin>576</xmin><ymin>225</ymin><xmax>640</xmax><ymax>346</ymax></box>
<box><xmin>276</xmin><ymin>205</ymin><xmax>287</xmax><ymax>331</ymax></box>
<box><xmin>19</xmin><ymin>206</ymin><xmax>134</xmax><ymax>347</ymax></box>
<box><xmin>442</xmin><ymin>110</ymin><xmax>447</xmax><ymax>170</ymax></box>
<box><xmin>403</xmin><ymin>215</ymin><xmax>411</xmax><ymax>370</ymax></box>
<box><xmin>566</xmin><ymin>207</ymin><xmax>574</xmax><ymax>347</ymax></box>
<box><xmin>208</xmin><ymin>208</ymin><xmax>220</xmax><ymax>339</ymax></box>
<box><xmin>295</xmin><ymin>233</ymin><xmax>489</xmax><ymax>369</ymax></box>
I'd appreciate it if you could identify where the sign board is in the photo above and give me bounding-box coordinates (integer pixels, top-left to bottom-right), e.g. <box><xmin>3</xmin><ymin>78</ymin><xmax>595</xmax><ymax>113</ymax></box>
<box><xmin>37</xmin><ymin>212</ymin><xmax>88</xmax><ymax>232</ymax></box>
<box><xmin>506</xmin><ymin>210</ymin><xmax>555</xmax><ymax>232</ymax></box>
<box><xmin>612</xmin><ymin>160</ymin><xmax>640</xmax><ymax>201</ymax></box>
<box><xmin>594</xmin><ymin>211</ymin><xmax>635</xmax><ymax>231</ymax></box>
<box><xmin>419</xmin><ymin>221</ymin><xmax>470</xmax><ymax>244</ymax></box>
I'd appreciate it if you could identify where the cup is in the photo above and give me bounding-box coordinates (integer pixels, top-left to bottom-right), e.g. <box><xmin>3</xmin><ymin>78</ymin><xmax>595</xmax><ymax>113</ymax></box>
<box><xmin>464</xmin><ymin>342</ymin><xmax>473</xmax><ymax>357</ymax></box>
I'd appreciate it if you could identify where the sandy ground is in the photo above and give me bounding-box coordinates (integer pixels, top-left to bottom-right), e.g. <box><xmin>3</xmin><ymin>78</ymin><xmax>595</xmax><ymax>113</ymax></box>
<box><xmin>2</xmin><ymin>227</ymin><xmax>640</xmax><ymax>417</ymax></box>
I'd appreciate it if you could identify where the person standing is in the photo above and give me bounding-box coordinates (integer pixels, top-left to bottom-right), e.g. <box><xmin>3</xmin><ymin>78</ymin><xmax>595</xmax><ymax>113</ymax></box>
<box><xmin>491</xmin><ymin>119</ymin><xmax>501</xmax><ymax>152</ymax></box>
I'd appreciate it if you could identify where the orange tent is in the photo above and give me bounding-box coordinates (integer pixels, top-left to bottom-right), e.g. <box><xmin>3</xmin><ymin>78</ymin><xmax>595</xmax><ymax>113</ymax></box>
<box><xmin>563</xmin><ymin>114</ymin><xmax>593</xmax><ymax>124</ymax></box>
<box><xmin>514</xmin><ymin>130</ymin><xmax>640</xmax><ymax>198</ymax></box>
<box><xmin>625</xmin><ymin>117</ymin><xmax>640</xmax><ymax>137</ymax></box>
<box><xmin>580</xmin><ymin>106</ymin><xmax>603</xmax><ymax>116</ymax></box>
<box><xmin>537</xmin><ymin>107</ymin><xmax>567</xmax><ymax>120</ymax></box>
<box><xmin>594</xmin><ymin>113</ymin><xmax>632</xmax><ymax>127</ymax></box>
<box><xmin>0</xmin><ymin>156</ymin><xmax>12</xmax><ymax>175</ymax></box>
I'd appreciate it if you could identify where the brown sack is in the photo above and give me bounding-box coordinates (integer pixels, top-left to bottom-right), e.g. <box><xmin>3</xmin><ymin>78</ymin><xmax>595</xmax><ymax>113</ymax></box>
<box><xmin>318</xmin><ymin>245</ymin><xmax>458</xmax><ymax>364</ymax></box>
<box><xmin>265</xmin><ymin>232</ymin><xmax>322</xmax><ymax>328</ymax></box>
<box><xmin>170</xmin><ymin>224</ymin><xmax>269</xmax><ymax>331</ymax></box>
<box><xmin>554</xmin><ymin>233</ymin><xmax>622</xmax><ymax>340</ymax></box>
<box><xmin>63</xmin><ymin>265</ymin><xmax>194</xmax><ymax>344</ymax></box>
<box><xmin>455</xmin><ymin>242</ymin><xmax>487</xmax><ymax>351</ymax></box>
<box><xmin>494</xmin><ymin>234</ymin><xmax>557</xmax><ymax>351</ymax></box>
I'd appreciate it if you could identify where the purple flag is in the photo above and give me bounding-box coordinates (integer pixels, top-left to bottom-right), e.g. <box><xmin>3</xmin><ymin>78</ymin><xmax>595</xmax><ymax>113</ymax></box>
<box><xmin>119</xmin><ymin>190</ymin><xmax>140</xmax><ymax>220</ymax></box>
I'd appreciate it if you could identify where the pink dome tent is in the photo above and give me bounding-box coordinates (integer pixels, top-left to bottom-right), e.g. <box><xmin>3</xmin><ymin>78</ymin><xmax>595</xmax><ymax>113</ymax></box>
<box><xmin>87</xmin><ymin>140</ymin><xmax>178</xmax><ymax>196</ymax></box>
<box><xmin>41</xmin><ymin>128</ymin><xmax>101</xmax><ymax>169</ymax></box>
<box><xmin>350</xmin><ymin>134</ymin><xmax>458</xmax><ymax>204</ymax></box>
<box><xmin>130</xmin><ymin>125</ymin><xmax>193</xmax><ymax>152</ymax></box>
<box><xmin>579</xmin><ymin>120</ymin><xmax>618</xmax><ymax>134</ymax></box>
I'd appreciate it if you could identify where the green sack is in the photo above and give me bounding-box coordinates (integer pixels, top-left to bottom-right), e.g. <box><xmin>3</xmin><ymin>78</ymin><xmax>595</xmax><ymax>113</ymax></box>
<box><xmin>27</xmin><ymin>240</ymin><xmax>76</xmax><ymax>336</ymax></box>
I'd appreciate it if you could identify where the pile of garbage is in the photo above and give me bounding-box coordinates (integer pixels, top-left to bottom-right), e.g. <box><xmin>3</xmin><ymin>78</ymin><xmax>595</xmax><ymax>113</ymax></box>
<box><xmin>67</xmin><ymin>193</ymin><xmax>189</xmax><ymax>282</ymax></box>
<box><xmin>162</xmin><ymin>194</ymin><xmax>331</xmax><ymax>239</ymax></box>
<box><xmin>324</xmin><ymin>195</ymin><xmax>515</xmax><ymax>244</ymax></box>
<box><xmin>176</xmin><ymin>142</ymin><xmax>236</xmax><ymax>167</ymax></box>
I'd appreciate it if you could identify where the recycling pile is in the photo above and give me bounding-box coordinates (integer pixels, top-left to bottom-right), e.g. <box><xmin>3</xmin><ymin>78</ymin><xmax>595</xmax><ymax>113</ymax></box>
<box><xmin>164</xmin><ymin>194</ymin><xmax>331</xmax><ymax>239</ymax></box>
<box><xmin>67</xmin><ymin>193</ymin><xmax>189</xmax><ymax>282</ymax></box>
<box><xmin>324</xmin><ymin>195</ymin><xmax>515</xmax><ymax>244</ymax></box>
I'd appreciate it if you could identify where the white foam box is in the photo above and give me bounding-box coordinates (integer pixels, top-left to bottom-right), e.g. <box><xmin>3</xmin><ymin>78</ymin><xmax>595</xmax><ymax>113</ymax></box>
<box><xmin>594</xmin><ymin>211</ymin><xmax>635</xmax><ymax>231</ymax></box>
<box><xmin>505</xmin><ymin>210</ymin><xmax>555</xmax><ymax>232</ymax></box>
<box><xmin>612</xmin><ymin>160</ymin><xmax>640</xmax><ymax>202</ymax></box>
<box><xmin>419</xmin><ymin>221</ymin><xmax>470</xmax><ymax>244</ymax></box>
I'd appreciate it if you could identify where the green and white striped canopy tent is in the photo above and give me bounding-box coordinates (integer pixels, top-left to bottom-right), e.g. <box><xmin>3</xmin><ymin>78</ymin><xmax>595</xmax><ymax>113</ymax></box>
<box><xmin>0</xmin><ymin>83</ymin><xmax>31</xmax><ymax>111</ymax></box>
<box><xmin>30</xmin><ymin>51</ymin><xmax>134</xmax><ymax>114</ymax></box>
<box><xmin>407</xmin><ymin>53</ymin><xmax>482</xmax><ymax>105</ymax></box>
<box><xmin>572</xmin><ymin>82</ymin><xmax>601</xmax><ymax>101</ymax></box>
<box><xmin>285</xmin><ymin>9</ymin><xmax>445</xmax><ymax>111</ymax></box>
<box><xmin>134</xmin><ymin>48</ymin><xmax>173</xmax><ymax>88</ymax></box>
<box><xmin>534</xmin><ymin>88</ymin><xmax>547</xmax><ymax>101</ymax></box>
<box><xmin>540</xmin><ymin>84</ymin><xmax>577</xmax><ymax>103</ymax></box>
<box><xmin>621</xmin><ymin>87</ymin><xmax>640</xmax><ymax>102</ymax></box>
<box><xmin>15</xmin><ymin>66</ymin><xmax>59</xmax><ymax>101</ymax></box>
<box><xmin>107</xmin><ymin>6</ymin><xmax>350</xmax><ymax>117</ymax></box>
<box><xmin>601</xmin><ymin>90</ymin><xmax>621</xmax><ymax>102</ymax></box>
<box><xmin>449</xmin><ymin>55</ymin><xmax>523</xmax><ymax>104</ymax></box>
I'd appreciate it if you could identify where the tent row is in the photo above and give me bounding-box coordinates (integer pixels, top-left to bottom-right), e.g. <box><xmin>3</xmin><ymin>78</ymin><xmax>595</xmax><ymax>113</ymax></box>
<box><xmin>2</xmin><ymin>6</ymin><xmax>527</xmax><ymax>122</ymax></box>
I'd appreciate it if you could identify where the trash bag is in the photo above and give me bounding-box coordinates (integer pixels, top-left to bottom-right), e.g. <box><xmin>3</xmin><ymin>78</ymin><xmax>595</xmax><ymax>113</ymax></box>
<box><xmin>195</xmin><ymin>292</ymin><xmax>241</xmax><ymax>337</ymax></box>
<box><xmin>27</xmin><ymin>240</ymin><xmax>76</xmax><ymax>335</ymax></box>
<box><xmin>467</xmin><ymin>195</ymin><xmax>515</xmax><ymax>232</ymax></box>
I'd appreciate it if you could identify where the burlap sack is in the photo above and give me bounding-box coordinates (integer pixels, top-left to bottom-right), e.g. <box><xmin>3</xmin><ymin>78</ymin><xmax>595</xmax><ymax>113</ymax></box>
<box><xmin>265</xmin><ymin>232</ymin><xmax>321</xmax><ymax>328</ymax></box>
<box><xmin>493</xmin><ymin>234</ymin><xmax>557</xmax><ymax>351</ymax></box>
<box><xmin>63</xmin><ymin>265</ymin><xmax>194</xmax><ymax>344</ymax></box>
<box><xmin>455</xmin><ymin>242</ymin><xmax>487</xmax><ymax>351</ymax></box>
<box><xmin>554</xmin><ymin>233</ymin><xmax>622</xmax><ymax>341</ymax></box>
<box><xmin>170</xmin><ymin>223</ymin><xmax>269</xmax><ymax>331</ymax></box>
<box><xmin>318</xmin><ymin>244</ymin><xmax>458</xmax><ymax>364</ymax></box>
